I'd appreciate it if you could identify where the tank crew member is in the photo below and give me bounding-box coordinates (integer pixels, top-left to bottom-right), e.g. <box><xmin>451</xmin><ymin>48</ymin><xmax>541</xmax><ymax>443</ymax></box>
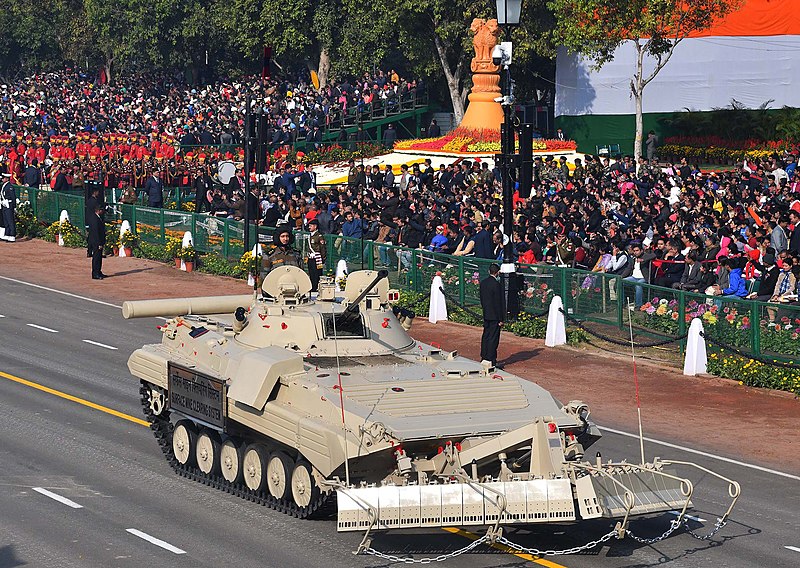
<box><xmin>479</xmin><ymin>263</ymin><xmax>504</xmax><ymax>366</ymax></box>
<box><xmin>263</xmin><ymin>225</ymin><xmax>301</xmax><ymax>274</ymax></box>
<box><xmin>0</xmin><ymin>173</ymin><xmax>16</xmax><ymax>242</ymax></box>
<box><xmin>306</xmin><ymin>218</ymin><xmax>326</xmax><ymax>292</ymax></box>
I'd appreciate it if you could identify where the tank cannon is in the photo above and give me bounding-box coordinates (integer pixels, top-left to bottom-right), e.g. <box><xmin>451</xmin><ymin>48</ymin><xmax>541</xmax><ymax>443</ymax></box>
<box><xmin>123</xmin><ymin>266</ymin><xmax>740</xmax><ymax>552</ymax></box>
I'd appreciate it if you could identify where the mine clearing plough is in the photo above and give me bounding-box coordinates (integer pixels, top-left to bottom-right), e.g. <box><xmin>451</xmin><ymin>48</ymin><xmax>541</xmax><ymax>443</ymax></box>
<box><xmin>332</xmin><ymin>440</ymin><xmax>741</xmax><ymax>562</ymax></box>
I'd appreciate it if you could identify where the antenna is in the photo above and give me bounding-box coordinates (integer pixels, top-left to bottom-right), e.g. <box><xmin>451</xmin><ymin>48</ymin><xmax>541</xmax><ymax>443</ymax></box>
<box><xmin>627</xmin><ymin>301</ymin><xmax>646</xmax><ymax>465</ymax></box>
<box><xmin>331</xmin><ymin>301</ymin><xmax>351</xmax><ymax>486</ymax></box>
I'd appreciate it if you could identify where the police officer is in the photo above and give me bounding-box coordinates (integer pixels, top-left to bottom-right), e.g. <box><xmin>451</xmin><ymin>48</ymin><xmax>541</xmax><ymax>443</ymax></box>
<box><xmin>263</xmin><ymin>225</ymin><xmax>301</xmax><ymax>274</ymax></box>
<box><xmin>306</xmin><ymin>218</ymin><xmax>326</xmax><ymax>292</ymax></box>
<box><xmin>0</xmin><ymin>173</ymin><xmax>16</xmax><ymax>242</ymax></box>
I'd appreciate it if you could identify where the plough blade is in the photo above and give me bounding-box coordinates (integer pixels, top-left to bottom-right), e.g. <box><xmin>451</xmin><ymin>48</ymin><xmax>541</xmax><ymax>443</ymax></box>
<box><xmin>337</xmin><ymin>479</ymin><xmax>576</xmax><ymax>532</ymax></box>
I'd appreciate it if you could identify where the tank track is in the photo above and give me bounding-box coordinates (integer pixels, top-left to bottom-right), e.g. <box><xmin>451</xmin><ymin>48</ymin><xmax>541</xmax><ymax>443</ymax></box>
<box><xmin>140</xmin><ymin>381</ymin><xmax>333</xmax><ymax>519</ymax></box>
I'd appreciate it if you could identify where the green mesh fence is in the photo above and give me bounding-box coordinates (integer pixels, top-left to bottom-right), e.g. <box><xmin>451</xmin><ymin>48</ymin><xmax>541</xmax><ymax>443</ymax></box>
<box><xmin>15</xmin><ymin>185</ymin><xmax>800</xmax><ymax>361</ymax></box>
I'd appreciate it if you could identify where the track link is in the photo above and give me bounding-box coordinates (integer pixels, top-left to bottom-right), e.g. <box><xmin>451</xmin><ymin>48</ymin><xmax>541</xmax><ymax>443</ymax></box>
<box><xmin>140</xmin><ymin>381</ymin><xmax>332</xmax><ymax>519</ymax></box>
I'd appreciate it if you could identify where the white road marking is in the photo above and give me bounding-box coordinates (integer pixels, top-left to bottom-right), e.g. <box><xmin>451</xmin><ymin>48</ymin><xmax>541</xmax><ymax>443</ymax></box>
<box><xmin>0</xmin><ymin>314</ymin><xmax>5</xmax><ymax>317</ymax></box>
<box><xmin>82</xmin><ymin>339</ymin><xmax>118</xmax><ymax>350</ymax></box>
<box><xmin>27</xmin><ymin>323</ymin><xmax>58</xmax><ymax>333</ymax></box>
<box><xmin>32</xmin><ymin>487</ymin><xmax>83</xmax><ymax>509</ymax></box>
<box><xmin>668</xmin><ymin>511</ymin><xmax>707</xmax><ymax>523</ymax></box>
<box><xmin>0</xmin><ymin>275</ymin><xmax>122</xmax><ymax>308</ymax></box>
<box><xmin>600</xmin><ymin>426</ymin><xmax>800</xmax><ymax>482</ymax></box>
<box><xmin>785</xmin><ymin>546</ymin><xmax>800</xmax><ymax>553</ymax></box>
<box><xmin>126</xmin><ymin>528</ymin><xmax>185</xmax><ymax>554</ymax></box>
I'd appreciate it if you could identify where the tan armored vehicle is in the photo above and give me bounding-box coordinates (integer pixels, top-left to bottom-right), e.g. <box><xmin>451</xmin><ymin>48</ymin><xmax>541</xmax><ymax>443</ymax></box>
<box><xmin>124</xmin><ymin>267</ymin><xmax>739</xmax><ymax>544</ymax></box>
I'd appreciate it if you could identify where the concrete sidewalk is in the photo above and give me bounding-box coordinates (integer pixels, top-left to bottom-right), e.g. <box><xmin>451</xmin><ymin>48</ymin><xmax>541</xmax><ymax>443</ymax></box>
<box><xmin>1</xmin><ymin>238</ymin><xmax>797</xmax><ymax>472</ymax></box>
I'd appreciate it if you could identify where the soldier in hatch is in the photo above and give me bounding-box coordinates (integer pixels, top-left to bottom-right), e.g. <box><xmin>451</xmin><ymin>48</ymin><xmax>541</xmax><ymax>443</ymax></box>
<box><xmin>263</xmin><ymin>225</ymin><xmax>301</xmax><ymax>274</ymax></box>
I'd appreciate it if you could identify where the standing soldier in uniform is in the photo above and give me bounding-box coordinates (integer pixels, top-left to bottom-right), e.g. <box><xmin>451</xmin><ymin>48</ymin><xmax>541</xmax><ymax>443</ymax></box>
<box><xmin>0</xmin><ymin>173</ymin><xmax>16</xmax><ymax>242</ymax></box>
<box><xmin>263</xmin><ymin>225</ymin><xmax>301</xmax><ymax>274</ymax></box>
<box><xmin>306</xmin><ymin>218</ymin><xmax>326</xmax><ymax>292</ymax></box>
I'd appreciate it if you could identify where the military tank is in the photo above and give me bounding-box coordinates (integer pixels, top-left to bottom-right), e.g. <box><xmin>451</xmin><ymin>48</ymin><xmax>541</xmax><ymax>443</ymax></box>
<box><xmin>124</xmin><ymin>266</ymin><xmax>740</xmax><ymax>541</ymax></box>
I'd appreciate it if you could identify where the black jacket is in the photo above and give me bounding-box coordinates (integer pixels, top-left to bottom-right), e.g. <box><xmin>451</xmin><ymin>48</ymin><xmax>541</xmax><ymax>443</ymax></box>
<box><xmin>54</xmin><ymin>172</ymin><xmax>69</xmax><ymax>192</ymax></box>
<box><xmin>143</xmin><ymin>176</ymin><xmax>164</xmax><ymax>205</ymax></box>
<box><xmin>87</xmin><ymin>212</ymin><xmax>105</xmax><ymax>248</ymax></box>
<box><xmin>480</xmin><ymin>275</ymin><xmax>504</xmax><ymax>321</ymax></box>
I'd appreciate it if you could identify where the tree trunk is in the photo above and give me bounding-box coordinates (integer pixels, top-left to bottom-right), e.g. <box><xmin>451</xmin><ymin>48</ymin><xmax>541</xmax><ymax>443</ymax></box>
<box><xmin>104</xmin><ymin>58</ymin><xmax>113</xmax><ymax>85</ymax></box>
<box><xmin>632</xmin><ymin>45</ymin><xmax>644</xmax><ymax>162</ymax></box>
<box><xmin>433</xmin><ymin>35</ymin><xmax>465</xmax><ymax>124</ymax></box>
<box><xmin>317</xmin><ymin>47</ymin><xmax>331</xmax><ymax>90</ymax></box>
<box><xmin>634</xmin><ymin>86</ymin><xmax>643</xmax><ymax>162</ymax></box>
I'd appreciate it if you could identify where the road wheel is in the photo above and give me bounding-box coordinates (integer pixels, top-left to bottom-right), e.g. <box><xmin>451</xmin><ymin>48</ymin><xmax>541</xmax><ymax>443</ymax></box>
<box><xmin>220</xmin><ymin>439</ymin><xmax>243</xmax><ymax>484</ymax></box>
<box><xmin>291</xmin><ymin>460</ymin><xmax>319</xmax><ymax>508</ymax></box>
<box><xmin>196</xmin><ymin>430</ymin><xmax>221</xmax><ymax>475</ymax></box>
<box><xmin>172</xmin><ymin>421</ymin><xmax>196</xmax><ymax>467</ymax></box>
<box><xmin>242</xmin><ymin>444</ymin><xmax>268</xmax><ymax>492</ymax></box>
<box><xmin>266</xmin><ymin>452</ymin><xmax>293</xmax><ymax>500</ymax></box>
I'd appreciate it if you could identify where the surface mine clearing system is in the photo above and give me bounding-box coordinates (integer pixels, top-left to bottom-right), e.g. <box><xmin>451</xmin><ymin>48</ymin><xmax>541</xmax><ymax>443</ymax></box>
<box><xmin>124</xmin><ymin>267</ymin><xmax>740</xmax><ymax>555</ymax></box>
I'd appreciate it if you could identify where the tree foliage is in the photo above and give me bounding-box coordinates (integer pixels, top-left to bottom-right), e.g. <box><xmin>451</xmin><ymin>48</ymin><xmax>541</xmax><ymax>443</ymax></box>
<box><xmin>549</xmin><ymin>0</ymin><xmax>743</xmax><ymax>158</ymax></box>
<box><xmin>0</xmin><ymin>0</ymin><xmax>554</xmax><ymax>120</ymax></box>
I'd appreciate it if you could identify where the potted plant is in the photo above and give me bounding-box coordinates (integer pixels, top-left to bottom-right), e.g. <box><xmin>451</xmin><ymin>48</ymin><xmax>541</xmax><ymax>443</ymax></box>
<box><xmin>180</xmin><ymin>244</ymin><xmax>196</xmax><ymax>272</ymax></box>
<box><xmin>119</xmin><ymin>230</ymin><xmax>138</xmax><ymax>257</ymax></box>
<box><xmin>105</xmin><ymin>224</ymin><xmax>120</xmax><ymax>256</ymax></box>
<box><xmin>165</xmin><ymin>237</ymin><xmax>183</xmax><ymax>267</ymax></box>
<box><xmin>238</xmin><ymin>250</ymin><xmax>260</xmax><ymax>285</ymax></box>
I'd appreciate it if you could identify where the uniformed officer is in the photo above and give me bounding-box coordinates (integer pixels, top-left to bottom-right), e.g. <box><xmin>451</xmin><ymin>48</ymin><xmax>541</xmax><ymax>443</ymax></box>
<box><xmin>263</xmin><ymin>225</ymin><xmax>301</xmax><ymax>274</ymax></box>
<box><xmin>306</xmin><ymin>218</ymin><xmax>327</xmax><ymax>292</ymax></box>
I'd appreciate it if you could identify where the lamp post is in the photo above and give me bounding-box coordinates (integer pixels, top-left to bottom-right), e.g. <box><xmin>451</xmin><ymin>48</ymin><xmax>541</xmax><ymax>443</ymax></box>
<box><xmin>495</xmin><ymin>0</ymin><xmax>522</xmax><ymax>316</ymax></box>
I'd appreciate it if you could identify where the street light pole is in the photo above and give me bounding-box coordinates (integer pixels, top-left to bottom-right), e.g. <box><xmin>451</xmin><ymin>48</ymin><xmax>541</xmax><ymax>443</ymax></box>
<box><xmin>495</xmin><ymin>0</ymin><xmax>522</xmax><ymax>317</ymax></box>
<box><xmin>244</xmin><ymin>94</ymin><xmax>252</xmax><ymax>253</ymax></box>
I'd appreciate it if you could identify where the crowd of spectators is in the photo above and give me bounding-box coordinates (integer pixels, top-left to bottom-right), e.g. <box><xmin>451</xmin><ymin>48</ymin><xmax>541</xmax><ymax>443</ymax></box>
<box><xmin>249</xmin><ymin>152</ymin><xmax>800</xmax><ymax>312</ymax></box>
<box><xmin>0</xmin><ymin>68</ymin><xmax>422</xmax><ymax>188</ymax></box>
<box><xmin>1</xmin><ymin>69</ymin><xmax>799</xmax><ymax>309</ymax></box>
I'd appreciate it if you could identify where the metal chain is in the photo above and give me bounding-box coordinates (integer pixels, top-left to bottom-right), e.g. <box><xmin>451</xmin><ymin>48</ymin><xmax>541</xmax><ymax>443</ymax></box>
<box><xmin>700</xmin><ymin>331</ymin><xmax>800</xmax><ymax>369</ymax></box>
<box><xmin>625</xmin><ymin>519</ymin><xmax>683</xmax><ymax>544</ymax></box>
<box><xmin>360</xmin><ymin>534</ymin><xmax>489</xmax><ymax>564</ymax></box>
<box><xmin>496</xmin><ymin>530</ymin><xmax>618</xmax><ymax>556</ymax></box>
<box><xmin>360</xmin><ymin>516</ymin><xmax>728</xmax><ymax>563</ymax></box>
<box><xmin>560</xmin><ymin>308</ymin><xmax>687</xmax><ymax>348</ymax></box>
<box><xmin>684</xmin><ymin>518</ymin><xmax>728</xmax><ymax>541</ymax></box>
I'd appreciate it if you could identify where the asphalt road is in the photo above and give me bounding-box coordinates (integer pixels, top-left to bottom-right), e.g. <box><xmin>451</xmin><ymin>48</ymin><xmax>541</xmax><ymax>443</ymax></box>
<box><xmin>0</xmin><ymin>275</ymin><xmax>798</xmax><ymax>568</ymax></box>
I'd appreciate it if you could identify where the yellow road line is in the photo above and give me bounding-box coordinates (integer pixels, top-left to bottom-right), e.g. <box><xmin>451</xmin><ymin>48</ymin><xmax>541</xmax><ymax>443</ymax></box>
<box><xmin>0</xmin><ymin>370</ymin><xmax>150</xmax><ymax>427</ymax></box>
<box><xmin>1</xmin><ymin>369</ymin><xmax>570</xmax><ymax>566</ymax></box>
<box><xmin>443</xmin><ymin>527</ymin><xmax>570</xmax><ymax>568</ymax></box>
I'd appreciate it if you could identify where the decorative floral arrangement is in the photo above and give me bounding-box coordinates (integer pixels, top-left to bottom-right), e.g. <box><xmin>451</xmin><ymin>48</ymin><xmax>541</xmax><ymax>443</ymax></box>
<box><xmin>105</xmin><ymin>223</ymin><xmax>120</xmax><ymax>249</ymax></box>
<box><xmin>44</xmin><ymin>220</ymin><xmax>85</xmax><ymax>248</ymax></box>
<box><xmin>237</xmin><ymin>250</ymin><xmax>260</xmax><ymax>275</ymax></box>
<box><xmin>337</xmin><ymin>275</ymin><xmax>348</xmax><ymax>289</ymax></box>
<box><xmin>179</xmin><ymin>244</ymin><xmax>196</xmax><ymax>261</ymax></box>
<box><xmin>165</xmin><ymin>237</ymin><xmax>183</xmax><ymax>259</ymax></box>
<box><xmin>659</xmin><ymin>136</ymin><xmax>797</xmax><ymax>164</ymax></box>
<box><xmin>708</xmin><ymin>352</ymin><xmax>800</xmax><ymax>396</ymax></box>
<box><xmin>396</xmin><ymin>127</ymin><xmax>576</xmax><ymax>154</ymax></box>
<box><xmin>119</xmin><ymin>230</ymin><xmax>138</xmax><ymax>249</ymax></box>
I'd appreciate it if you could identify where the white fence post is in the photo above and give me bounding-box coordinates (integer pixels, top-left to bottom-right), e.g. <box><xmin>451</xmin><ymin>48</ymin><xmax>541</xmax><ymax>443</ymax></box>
<box><xmin>428</xmin><ymin>274</ymin><xmax>447</xmax><ymax>324</ymax></box>
<box><xmin>683</xmin><ymin>318</ymin><xmax>707</xmax><ymax>376</ymax></box>
<box><xmin>58</xmin><ymin>210</ymin><xmax>70</xmax><ymax>246</ymax></box>
<box><xmin>180</xmin><ymin>231</ymin><xmax>194</xmax><ymax>271</ymax></box>
<box><xmin>545</xmin><ymin>295</ymin><xmax>566</xmax><ymax>347</ymax></box>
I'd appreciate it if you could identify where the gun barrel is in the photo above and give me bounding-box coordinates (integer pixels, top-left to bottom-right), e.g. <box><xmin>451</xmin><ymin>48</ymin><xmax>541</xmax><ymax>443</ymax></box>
<box><xmin>122</xmin><ymin>294</ymin><xmax>255</xmax><ymax>319</ymax></box>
